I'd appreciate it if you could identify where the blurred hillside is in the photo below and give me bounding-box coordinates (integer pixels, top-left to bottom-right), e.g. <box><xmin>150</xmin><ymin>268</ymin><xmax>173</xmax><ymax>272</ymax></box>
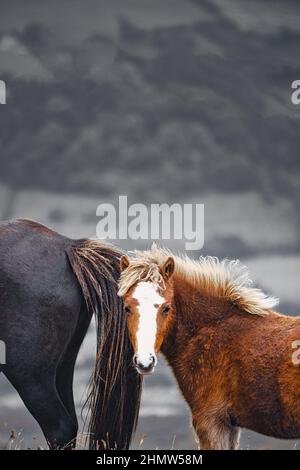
<box><xmin>0</xmin><ymin>0</ymin><xmax>300</xmax><ymax>205</ymax></box>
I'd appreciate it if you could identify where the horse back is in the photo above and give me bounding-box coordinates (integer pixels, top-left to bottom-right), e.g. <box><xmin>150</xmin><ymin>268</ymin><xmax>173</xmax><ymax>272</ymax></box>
<box><xmin>0</xmin><ymin>219</ymin><xmax>78</xmax><ymax>301</ymax></box>
<box><xmin>0</xmin><ymin>219</ymin><xmax>82</xmax><ymax>362</ymax></box>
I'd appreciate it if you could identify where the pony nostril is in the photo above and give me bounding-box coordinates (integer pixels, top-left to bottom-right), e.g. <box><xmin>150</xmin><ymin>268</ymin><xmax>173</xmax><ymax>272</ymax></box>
<box><xmin>149</xmin><ymin>355</ymin><xmax>155</xmax><ymax>366</ymax></box>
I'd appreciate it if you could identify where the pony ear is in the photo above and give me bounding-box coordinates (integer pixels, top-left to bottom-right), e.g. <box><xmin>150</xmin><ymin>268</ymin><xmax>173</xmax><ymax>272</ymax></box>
<box><xmin>162</xmin><ymin>257</ymin><xmax>175</xmax><ymax>281</ymax></box>
<box><xmin>120</xmin><ymin>255</ymin><xmax>130</xmax><ymax>272</ymax></box>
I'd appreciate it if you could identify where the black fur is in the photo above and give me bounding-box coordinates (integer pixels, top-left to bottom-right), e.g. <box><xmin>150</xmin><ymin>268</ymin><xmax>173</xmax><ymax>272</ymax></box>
<box><xmin>0</xmin><ymin>219</ymin><xmax>142</xmax><ymax>449</ymax></box>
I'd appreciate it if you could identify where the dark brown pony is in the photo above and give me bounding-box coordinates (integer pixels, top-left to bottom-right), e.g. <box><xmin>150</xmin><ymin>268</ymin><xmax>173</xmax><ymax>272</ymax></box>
<box><xmin>0</xmin><ymin>219</ymin><xmax>142</xmax><ymax>449</ymax></box>
<box><xmin>118</xmin><ymin>245</ymin><xmax>300</xmax><ymax>450</ymax></box>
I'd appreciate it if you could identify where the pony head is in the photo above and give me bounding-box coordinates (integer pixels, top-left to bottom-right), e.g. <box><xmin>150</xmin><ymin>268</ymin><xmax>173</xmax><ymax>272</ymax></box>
<box><xmin>118</xmin><ymin>254</ymin><xmax>175</xmax><ymax>375</ymax></box>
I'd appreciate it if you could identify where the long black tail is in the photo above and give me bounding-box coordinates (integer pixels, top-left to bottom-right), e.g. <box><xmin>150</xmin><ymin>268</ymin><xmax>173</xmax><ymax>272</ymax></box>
<box><xmin>67</xmin><ymin>240</ymin><xmax>142</xmax><ymax>449</ymax></box>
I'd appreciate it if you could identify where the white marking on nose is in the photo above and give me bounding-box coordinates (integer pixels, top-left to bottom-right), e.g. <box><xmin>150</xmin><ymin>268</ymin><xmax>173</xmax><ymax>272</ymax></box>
<box><xmin>132</xmin><ymin>281</ymin><xmax>164</xmax><ymax>368</ymax></box>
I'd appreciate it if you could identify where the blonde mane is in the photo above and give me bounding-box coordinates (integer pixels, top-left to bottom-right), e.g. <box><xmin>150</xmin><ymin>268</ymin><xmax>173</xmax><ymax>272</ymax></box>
<box><xmin>118</xmin><ymin>245</ymin><xmax>279</xmax><ymax>316</ymax></box>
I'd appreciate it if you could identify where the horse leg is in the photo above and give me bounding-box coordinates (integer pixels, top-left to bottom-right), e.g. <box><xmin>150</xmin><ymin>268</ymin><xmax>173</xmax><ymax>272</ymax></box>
<box><xmin>56</xmin><ymin>308</ymin><xmax>92</xmax><ymax>437</ymax></box>
<box><xmin>192</xmin><ymin>413</ymin><xmax>234</xmax><ymax>450</ymax></box>
<box><xmin>56</xmin><ymin>357</ymin><xmax>77</xmax><ymax>432</ymax></box>
<box><xmin>16</xmin><ymin>377</ymin><xmax>78</xmax><ymax>449</ymax></box>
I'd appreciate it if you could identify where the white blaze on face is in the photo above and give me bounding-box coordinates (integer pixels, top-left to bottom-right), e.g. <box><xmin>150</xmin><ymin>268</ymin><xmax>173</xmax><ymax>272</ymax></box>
<box><xmin>132</xmin><ymin>281</ymin><xmax>164</xmax><ymax>369</ymax></box>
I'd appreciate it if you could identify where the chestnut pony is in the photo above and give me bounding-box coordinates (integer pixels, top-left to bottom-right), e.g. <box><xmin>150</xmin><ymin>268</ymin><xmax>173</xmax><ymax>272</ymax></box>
<box><xmin>118</xmin><ymin>245</ymin><xmax>300</xmax><ymax>450</ymax></box>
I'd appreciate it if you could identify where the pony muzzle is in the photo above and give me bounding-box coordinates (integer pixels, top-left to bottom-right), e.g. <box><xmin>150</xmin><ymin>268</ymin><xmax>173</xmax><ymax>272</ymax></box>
<box><xmin>133</xmin><ymin>353</ymin><xmax>157</xmax><ymax>375</ymax></box>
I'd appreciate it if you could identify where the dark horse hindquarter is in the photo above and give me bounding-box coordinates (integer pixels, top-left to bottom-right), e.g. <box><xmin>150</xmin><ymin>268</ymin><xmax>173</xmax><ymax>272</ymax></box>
<box><xmin>0</xmin><ymin>220</ymin><xmax>91</xmax><ymax>448</ymax></box>
<box><xmin>229</xmin><ymin>315</ymin><xmax>300</xmax><ymax>439</ymax></box>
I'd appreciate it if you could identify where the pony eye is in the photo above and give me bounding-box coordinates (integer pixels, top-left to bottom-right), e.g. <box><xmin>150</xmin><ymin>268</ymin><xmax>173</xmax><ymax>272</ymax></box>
<box><xmin>162</xmin><ymin>305</ymin><xmax>171</xmax><ymax>316</ymax></box>
<box><xmin>124</xmin><ymin>305</ymin><xmax>131</xmax><ymax>314</ymax></box>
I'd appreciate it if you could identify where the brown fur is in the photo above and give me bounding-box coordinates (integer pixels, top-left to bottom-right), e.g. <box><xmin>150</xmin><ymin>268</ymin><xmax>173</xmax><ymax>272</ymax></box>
<box><xmin>119</xmin><ymin>249</ymin><xmax>300</xmax><ymax>450</ymax></box>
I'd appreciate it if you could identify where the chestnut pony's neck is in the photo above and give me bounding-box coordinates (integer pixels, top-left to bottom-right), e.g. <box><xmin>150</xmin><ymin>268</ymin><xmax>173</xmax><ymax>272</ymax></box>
<box><xmin>161</xmin><ymin>273</ymin><xmax>237</xmax><ymax>359</ymax></box>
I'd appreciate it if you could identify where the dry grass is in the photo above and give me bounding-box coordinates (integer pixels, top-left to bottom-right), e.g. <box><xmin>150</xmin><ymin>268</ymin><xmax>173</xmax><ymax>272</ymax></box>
<box><xmin>1</xmin><ymin>429</ymin><xmax>299</xmax><ymax>450</ymax></box>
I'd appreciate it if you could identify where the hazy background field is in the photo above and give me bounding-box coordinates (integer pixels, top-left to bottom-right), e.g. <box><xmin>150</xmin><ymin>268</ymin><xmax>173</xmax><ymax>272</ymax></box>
<box><xmin>0</xmin><ymin>0</ymin><xmax>300</xmax><ymax>449</ymax></box>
